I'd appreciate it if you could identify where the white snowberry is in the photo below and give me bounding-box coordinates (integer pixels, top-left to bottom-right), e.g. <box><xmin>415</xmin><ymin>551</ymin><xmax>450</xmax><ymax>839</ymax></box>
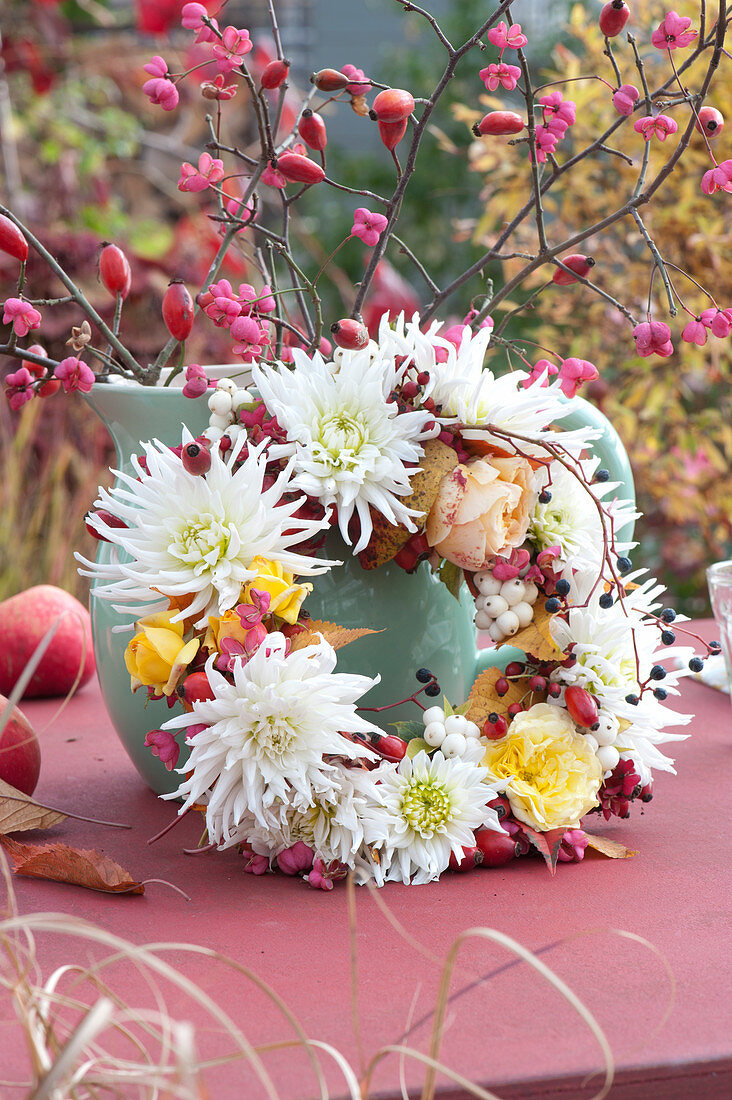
<box><xmin>208</xmin><ymin>390</ymin><xmax>234</xmax><ymax>416</ymax></box>
<box><xmin>444</xmin><ymin>714</ymin><xmax>469</xmax><ymax>735</ymax></box>
<box><xmin>523</xmin><ymin>581</ymin><xmax>539</xmax><ymax>604</ymax></box>
<box><xmin>583</xmin><ymin>733</ymin><xmax>600</xmax><ymax>753</ymax></box>
<box><xmin>475</xmin><ymin>609</ymin><xmax>493</xmax><ymax>630</ymax></box>
<box><xmin>594</xmin><ymin>713</ymin><xmax>619</xmax><ymax>746</ymax></box>
<box><xmin>422</xmin><ymin>706</ymin><xmax>445</xmax><ymax>726</ymax></box>
<box><xmin>513</xmin><ymin>601</ymin><xmax>534</xmax><ymax>628</ymax></box>
<box><xmin>500</xmin><ymin>578</ymin><xmax>526</xmax><ymax>606</ymax></box>
<box><xmin>597</xmin><ymin>745</ymin><xmax>620</xmax><ymax>772</ymax></box>
<box><xmin>488</xmin><ymin>622</ymin><xmax>505</xmax><ymax>644</ymax></box>
<box><xmin>495</xmin><ymin>609</ymin><xmax>520</xmax><ymax>636</ymax></box>
<box><xmin>424</xmin><ymin>722</ymin><xmax>446</xmax><ymax>747</ymax></box>
<box><xmin>441</xmin><ymin>732</ymin><xmax>467</xmax><ymax>757</ymax></box>
<box><xmin>475</xmin><ymin>571</ymin><xmax>502</xmax><ymax>597</ymax></box>
<box><xmin>216</xmin><ymin>377</ymin><xmax>238</xmax><ymax>395</ymax></box>
<box><xmin>483</xmin><ymin>595</ymin><xmax>509</xmax><ymax>618</ymax></box>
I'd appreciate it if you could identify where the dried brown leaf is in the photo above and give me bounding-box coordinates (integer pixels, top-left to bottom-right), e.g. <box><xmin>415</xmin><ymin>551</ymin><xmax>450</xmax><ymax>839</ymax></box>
<box><xmin>350</xmin><ymin>94</ymin><xmax>370</xmax><ymax>117</ymax></box>
<box><xmin>289</xmin><ymin>620</ymin><xmax>383</xmax><ymax>652</ymax></box>
<box><xmin>512</xmin><ymin>604</ymin><xmax>564</xmax><ymax>662</ymax></box>
<box><xmin>0</xmin><ymin>779</ymin><xmax>68</xmax><ymax>834</ymax></box>
<box><xmin>358</xmin><ymin>440</ymin><xmax>458</xmax><ymax>570</ymax></box>
<box><xmin>465</xmin><ymin>667</ymin><xmax>529</xmax><ymax>727</ymax></box>
<box><xmin>584</xmin><ymin>833</ymin><xmax>637</xmax><ymax>859</ymax></box>
<box><xmin>0</xmin><ymin>836</ymin><xmax>145</xmax><ymax>894</ymax></box>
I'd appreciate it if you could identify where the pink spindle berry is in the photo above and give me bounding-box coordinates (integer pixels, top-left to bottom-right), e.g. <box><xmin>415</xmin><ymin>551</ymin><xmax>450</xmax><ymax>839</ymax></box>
<box><xmin>540</xmin><ymin>91</ymin><xmax>576</xmax><ymax>135</ymax></box>
<box><xmin>558</xmin><ymin>357</ymin><xmax>598</xmax><ymax>398</ymax></box>
<box><xmin>599</xmin><ymin>1</ymin><xmax>630</xmax><ymax>37</ymax></box>
<box><xmin>473</xmin><ymin>110</ymin><xmax>525</xmax><ymax>137</ymax></box>
<box><xmin>701</xmin><ymin>307</ymin><xmax>732</xmax><ymax>338</ymax></box>
<box><xmin>369</xmin><ymin>88</ymin><xmax>415</xmax><ymax>124</ymax></box>
<box><xmin>651</xmin><ymin>11</ymin><xmax>698</xmax><ymax>51</ymax></box>
<box><xmin>613</xmin><ymin>84</ymin><xmax>640</xmax><ymax>116</ymax></box>
<box><xmin>350</xmin><ymin>207</ymin><xmax>388</xmax><ymax>247</ymax></box>
<box><xmin>2</xmin><ymin>298</ymin><xmax>41</xmax><ymax>338</ymax></box>
<box><xmin>341</xmin><ymin>64</ymin><xmax>371</xmax><ymax>96</ymax></box>
<box><xmin>54</xmin><ymin>357</ymin><xmax>95</xmax><ymax>393</ymax></box>
<box><xmin>330</xmin><ymin>318</ymin><xmax>369</xmax><ymax>350</ymax></box>
<box><xmin>142</xmin><ymin>56</ymin><xmax>179</xmax><ymax>111</ymax></box>
<box><xmin>552</xmin><ymin>254</ymin><xmax>596</xmax><ymax>285</ymax></box>
<box><xmin>230</xmin><ymin>315</ymin><xmax>270</xmax><ymax>361</ymax></box>
<box><xmin>4</xmin><ymin>367</ymin><xmax>34</xmax><ymax>411</ymax></box>
<box><xmin>531</xmin><ymin>125</ymin><xmax>559</xmax><ymax>163</ymax></box>
<box><xmin>260</xmin><ymin>58</ymin><xmax>290</xmax><ymax>89</ymax></box>
<box><xmin>557</xmin><ymin>829</ymin><xmax>589</xmax><ymax>863</ymax></box>
<box><xmin>178</xmin><ymin>152</ymin><xmax>225</xmax><ymax>193</ymax></box>
<box><xmin>182</xmin><ymin>363</ymin><xmax>209</xmax><ymax>398</ymax></box>
<box><xmin>700</xmin><ymin>159</ymin><xmax>732</xmax><ymax>195</ymax></box>
<box><xmin>486</xmin><ymin>22</ymin><xmax>527</xmax><ymax>50</ymax></box>
<box><xmin>144</xmin><ymin>729</ymin><xmax>180</xmax><ymax>771</ymax></box>
<box><xmin>277</xmin><ymin>842</ymin><xmax>314</xmax><ymax>876</ymax></box>
<box><xmin>212</xmin><ymin>26</ymin><xmax>253</xmax><ymax>74</ymax></box>
<box><xmin>681</xmin><ymin>317</ymin><xmax>708</xmax><ymax>346</ymax></box>
<box><xmin>697</xmin><ymin>106</ymin><xmax>724</xmax><ymax>138</ymax></box>
<box><xmin>479</xmin><ymin>62</ymin><xmax>521</xmax><ymax>91</ymax></box>
<box><xmin>633</xmin><ymin>320</ymin><xmax>674</xmax><ymax>358</ymax></box>
<box><xmin>634</xmin><ymin>114</ymin><xmax>678</xmax><ymax>141</ymax></box>
<box><xmin>298</xmin><ymin>109</ymin><xmax>328</xmax><ymax>151</ymax></box>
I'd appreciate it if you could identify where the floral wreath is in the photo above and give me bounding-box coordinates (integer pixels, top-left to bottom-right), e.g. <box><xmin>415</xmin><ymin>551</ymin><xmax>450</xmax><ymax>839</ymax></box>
<box><xmin>79</xmin><ymin>315</ymin><xmax>717</xmax><ymax>889</ymax></box>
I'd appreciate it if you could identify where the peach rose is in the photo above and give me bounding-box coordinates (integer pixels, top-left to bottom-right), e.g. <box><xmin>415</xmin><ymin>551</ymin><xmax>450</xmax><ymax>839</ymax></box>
<box><xmin>426</xmin><ymin>456</ymin><xmax>538</xmax><ymax>570</ymax></box>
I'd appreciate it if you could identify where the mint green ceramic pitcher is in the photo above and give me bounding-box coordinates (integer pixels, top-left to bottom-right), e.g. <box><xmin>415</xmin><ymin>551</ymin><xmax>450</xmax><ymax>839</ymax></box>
<box><xmin>83</xmin><ymin>383</ymin><xmax>634</xmax><ymax>795</ymax></box>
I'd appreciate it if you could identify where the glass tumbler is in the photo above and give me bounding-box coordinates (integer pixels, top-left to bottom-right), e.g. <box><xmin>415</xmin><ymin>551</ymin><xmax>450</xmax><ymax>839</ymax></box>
<box><xmin>706</xmin><ymin>560</ymin><xmax>732</xmax><ymax>699</ymax></box>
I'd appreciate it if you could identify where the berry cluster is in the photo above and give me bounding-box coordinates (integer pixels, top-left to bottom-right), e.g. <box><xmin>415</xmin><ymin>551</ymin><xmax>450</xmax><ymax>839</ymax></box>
<box><xmin>473</xmin><ymin>570</ymin><xmax>539</xmax><ymax>641</ymax></box>
<box><xmin>421</xmin><ymin>705</ymin><xmax>481</xmax><ymax>757</ymax></box>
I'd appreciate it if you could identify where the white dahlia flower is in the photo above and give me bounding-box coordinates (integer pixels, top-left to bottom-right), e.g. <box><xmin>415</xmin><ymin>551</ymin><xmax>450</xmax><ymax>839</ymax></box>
<box><xmin>78</xmin><ymin>435</ymin><xmax>332</xmax><ymax>628</ymax></box>
<box><xmin>252</xmin><ymin>345</ymin><xmax>438</xmax><ymax>553</ymax></box>
<box><xmin>550</xmin><ymin>567</ymin><xmax>694</xmax><ymax>773</ymax></box>
<box><xmin>161</xmin><ymin>634</ymin><xmax>381</xmax><ymax>846</ymax></box>
<box><xmin>528</xmin><ymin>455</ymin><xmax>639</xmax><ymax>573</ymax></box>
<box><xmin>360</xmin><ymin>749</ymin><xmax>501</xmax><ymax>885</ymax></box>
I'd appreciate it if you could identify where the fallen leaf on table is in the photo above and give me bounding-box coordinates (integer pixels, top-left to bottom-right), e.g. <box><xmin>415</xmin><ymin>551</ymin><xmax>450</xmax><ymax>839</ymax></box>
<box><xmin>0</xmin><ymin>836</ymin><xmax>145</xmax><ymax>894</ymax></box>
<box><xmin>0</xmin><ymin>778</ymin><xmax>129</xmax><ymax>834</ymax></box>
<box><xmin>585</xmin><ymin>833</ymin><xmax>637</xmax><ymax>859</ymax></box>
<box><xmin>0</xmin><ymin>779</ymin><xmax>68</xmax><ymax>834</ymax></box>
<box><xmin>289</xmin><ymin>621</ymin><xmax>382</xmax><ymax>652</ymax></box>
<box><xmin>511</xmin><ymin>605</ymin><xmax>564</xmax><ymax>662</ymax></box>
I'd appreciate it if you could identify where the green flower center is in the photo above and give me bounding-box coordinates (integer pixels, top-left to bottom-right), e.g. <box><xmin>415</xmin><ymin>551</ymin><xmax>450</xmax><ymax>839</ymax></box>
<box><xmin>401</xmin><ymin>778</ymin><xmax>454</xmax><ymax>837</ymax></box>
<box><xmin>171</xmin><ymin>516</ymin><xmax>232</xmax><ymax>573</ymax></box>
<box><xmin>314</xmin><ymin>411</ymin><xmax>369</xmax><ymax>471</ymax></box>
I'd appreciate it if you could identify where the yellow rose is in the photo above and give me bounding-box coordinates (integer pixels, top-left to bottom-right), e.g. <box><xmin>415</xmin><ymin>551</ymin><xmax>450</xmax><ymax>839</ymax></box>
<box><xmin>124</xmin><ymin>612</ymin><xmax>199</xmax><ymax>696</ymax></box>
<box><xmin>244</xmin><ymin>556</ymin><xmax>312</xmax><ymax>624</ymax></box>
<box><xmin>204</xmin><ymin>609</ymin><xmax>248</xmax><ymax>653</ymax></box>
<box><xmin>482</xmin><ymin>703</ymin><xmax>602</xmax><ymax>831</ymax></box>
<box><xmin>426</xmin><ymin>456</ymin><xmax>538</xmax><ymax>571</ymax></box>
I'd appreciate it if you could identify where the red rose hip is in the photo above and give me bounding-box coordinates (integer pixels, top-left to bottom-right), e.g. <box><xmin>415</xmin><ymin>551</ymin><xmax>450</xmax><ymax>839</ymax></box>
<box><xmin>275</xmin><ymin>152</ymin><xmax>325</xmax><ymax>185</ymax></box>
<box><xmin>330</xmin><ymin>318</ymin><xmax>369</xmax><ymax>350</ymax></box>
<box><xmin>0</xmin><ymin>214</ymin><xmax>29</xmax><ymax>263</ymax></box>
<box><xmin>599</xmin><ymin>1</ymin><xmax>630</xmax><ymax>37</ymax></box>
<box><xmin>162</xmin><ymin>281</ymin><xmax>194</xmax><ymax>341</ymax></box>
<box><xmin>261</xmin><ymin>59</ymin><xmax>290</xmax><ymax>89</ymax></box>
<box><xmin>475</xmin><ymin>828</ymin><xmax>520</xmax><ymax>867</ymax></box>
<box><xmin>99</xmin><ymin>243</ymin><xmax>132</xmax><ymax>299</ymax></box>
<box><xmin>298</xmin><ymin>109</ymin><xmax>328</xmax><ymax>151</ymax></box>
<box><xmin>472</xmin><ymin>111</ymin><xmax>525</xmax><ymax>137</ymax></box>
<box><xmin>552</xmin><ymin>254</ymin><xmax>596</xmax><ymax>285</ymax></box>
<box><xmin>369</xmin><ymin>88</ymin><xmax>415</xmax><ymax>124</ymax></box>
<box><xmin>564</xmin><ymin>685</ymin><xmax>600</xmax><ymax>728</ymax></box>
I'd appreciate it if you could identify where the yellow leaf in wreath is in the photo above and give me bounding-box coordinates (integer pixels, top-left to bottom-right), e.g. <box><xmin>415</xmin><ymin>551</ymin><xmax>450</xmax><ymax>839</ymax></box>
<box><xmin>511</xmin><ymin>604</ymin><xmax>564</xmax><ymax>662</ymax></box>
<box><xmin>358</xmin><ymin>440</ymin><xmax>458</xmax><ymax>570</ymax></box>
<box><xmin>464</xmin><ymin>668</ymin><xmax>531</xmax><ymax>728</ymax></box>
<box><xmin>288</xmin><ymin>620</ymin><xmax>383</xmax><ymax>652</ymax></box>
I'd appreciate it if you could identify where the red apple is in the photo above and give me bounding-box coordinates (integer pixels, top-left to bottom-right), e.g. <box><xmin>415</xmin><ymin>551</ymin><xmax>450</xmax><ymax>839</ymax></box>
<box><xmin>0</xmin><ymin>696</ymin><xmax>41</xmax><ymax>795</ymax></box>
<box><xmin>0</xmin><ymin>585</ymin><xmax>95</xmax><ymax>698</ymax></box>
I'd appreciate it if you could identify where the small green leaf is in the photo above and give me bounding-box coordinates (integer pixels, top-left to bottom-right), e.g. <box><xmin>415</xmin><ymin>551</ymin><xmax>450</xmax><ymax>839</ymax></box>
<box><xmin>437</xmin><ymin>559</ymin><xmax>464</xmax><ymax>601</ymax></box>
<box><xmin>442</xmin><ymin>695</ymin><xmax>454</xmax><ymax>717</ymax></box>
<box><xmin>406</xmin><ymin>737</ymin><xmax>431</xmax><ymax>758</ymax></box>
<box><xmin>453</xmin><ymin>700</ymin><xmax>473</xmax><ymax>716</ymax></box>
<box><xmin>388</xmin><ymin>720</ymin><xmax>425</xmax><ymax>741</ymax></box>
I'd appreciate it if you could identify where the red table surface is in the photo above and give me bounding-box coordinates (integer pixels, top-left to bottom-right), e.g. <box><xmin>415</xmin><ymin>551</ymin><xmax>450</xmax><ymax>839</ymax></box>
<box><xmin>1</xmin><ymin>621</ymin><xmax>731</xmax><ymax>1100</ymax></box>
